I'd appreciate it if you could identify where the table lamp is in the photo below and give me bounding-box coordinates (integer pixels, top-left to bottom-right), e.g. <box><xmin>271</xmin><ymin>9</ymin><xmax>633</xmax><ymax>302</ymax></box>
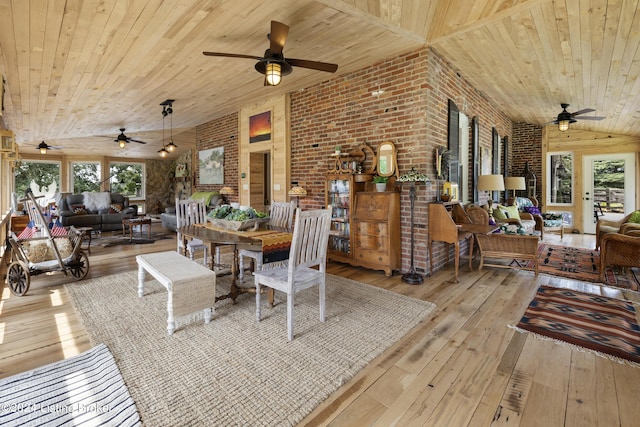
<box><xmin>477</xmin><ymin>174</ymin><xmax>505</xmax><ymax>219</ymax></box>
<box><xmin>504</xmin><ymin>176</ymin><xmax>526</xmax><ymax>203</ymax></box>
<box><xmin>288</xmin><ymin>186</ymin><xmax>307</xmax><ymax>208</ymax></box>
<box><xmin>219</xmin><ymin>186</ymin><xmax>234</xmax><ymax>205</ymax></box>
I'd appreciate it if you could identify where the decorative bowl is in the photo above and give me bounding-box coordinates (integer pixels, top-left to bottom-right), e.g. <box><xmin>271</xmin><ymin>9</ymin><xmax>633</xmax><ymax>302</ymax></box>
<box><xmin>207</xmin><ymin>217</ymin><xmax>269</xmax><ymax>231</ymax></box>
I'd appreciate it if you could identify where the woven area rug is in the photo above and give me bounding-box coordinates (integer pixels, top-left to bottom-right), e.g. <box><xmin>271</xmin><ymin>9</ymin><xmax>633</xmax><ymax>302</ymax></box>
<box><xmin>524</xmin><ymin>244</ymin><xmax>640</xmax><ymax>290</ymax></box>
<box><xmin>65</xmin><ymin>271</ymin><xmax>436</xmax><ymax>426</ymax></box>
<box><xmin>99</xmin><ymin>231</ymin><xmax>173</xmax><ymax>247</ymax></box>
<box><xmin>0</xmin><ymin>344</ymin><xmax>141</xmax><ymax>426</ymax></box>
<box><xmin>513</xmin><ymin>286</ymin><xmax>640</xmax><ymax>365</ymax></box>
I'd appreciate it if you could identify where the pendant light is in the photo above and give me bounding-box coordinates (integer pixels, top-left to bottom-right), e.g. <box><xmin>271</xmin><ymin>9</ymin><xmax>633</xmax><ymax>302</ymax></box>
<box><xmin>166</xmin><ymin>102</ymin><xmax>177</xmax><ymax>152</ymax></box>
<box><xmin>158</xmin><ymin>105</ymin><xmax>168</xmax><ymax>157</ymax></box>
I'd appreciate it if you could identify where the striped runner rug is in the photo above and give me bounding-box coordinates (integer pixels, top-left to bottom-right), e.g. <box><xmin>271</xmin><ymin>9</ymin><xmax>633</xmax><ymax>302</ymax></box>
<box><xmin>0</xmin><ymin>344</ymin><xmax>141</xmax><ymax>426</ymax></box>
<box><xmin>513</xmin><ymin>286</ymin><xmax>640</xmax><ymax>365</ymax></box>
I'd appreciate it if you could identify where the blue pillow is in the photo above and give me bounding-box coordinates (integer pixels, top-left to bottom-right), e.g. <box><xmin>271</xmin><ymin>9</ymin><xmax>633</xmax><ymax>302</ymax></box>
<box><xmin>524</xmin><ymin>206</ymin><xmax>541</xmax><ymax>216</ymax></box>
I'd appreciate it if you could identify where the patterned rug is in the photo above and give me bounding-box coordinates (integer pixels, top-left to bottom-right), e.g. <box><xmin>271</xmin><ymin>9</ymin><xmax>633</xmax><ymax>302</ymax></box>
<box><xmin>66</xmin><ymin>272</ymin><xmax>436</xmax><ymax>426</ymax></box>
<box><xmin>524</xmin><ymin>244</ymin><xmax>640</xmax><ymax>290</ymax></box>
<box><xmin>0</xmin><ymin>344</ymin><xmax>141</xmax><ymax>425</ymax></box>
<box><xmin>98</xmin><ymin>231</ymin><xmax>174</xmax><ymax>247</ymax></box>
<box><xmin>513</xmin><ymin>286</ymin><xmax>640</xmax><ymax>365</ymax></box>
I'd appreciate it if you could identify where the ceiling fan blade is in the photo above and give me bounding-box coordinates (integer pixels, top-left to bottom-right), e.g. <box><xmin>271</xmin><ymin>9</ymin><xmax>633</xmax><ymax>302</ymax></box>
<box><xmin>287</xmin><ymin>58</ymin><xmax>338</xmax><ymax>73</ymax></box>
<box><xmin>203</xmin><ymin>52</ymin><xmax>261</xmax><ymax>60</ymax></box>
<box><xmin>570</xmin><ymin>108</ymin><xmax>595</xmax><ymax>116</ymax></box>
<box><xmin>128</xmin><ymin>138</ymin><xmax>148</xmax><ymax>144</ymax></box>
<box><xmin>269</xmin><ymin>21</ymin><xmax>289</xmax><ymax>55</ymax></box>
<box><xmin>576</xmin><ymin>116</ymin><xmax>606</xmax><ymax>121</ymax></box>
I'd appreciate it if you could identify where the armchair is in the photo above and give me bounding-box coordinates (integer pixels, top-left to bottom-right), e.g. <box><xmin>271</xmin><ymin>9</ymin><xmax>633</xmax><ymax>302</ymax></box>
<box><xmin>598</xmin><ymin>232</ymin><xmax>640</xmax><ymax>282</ymax></box>
<box><xmin>596</xmin><ymin>210</ymin><xmax>640</xmax><ymax>250</ymax></box>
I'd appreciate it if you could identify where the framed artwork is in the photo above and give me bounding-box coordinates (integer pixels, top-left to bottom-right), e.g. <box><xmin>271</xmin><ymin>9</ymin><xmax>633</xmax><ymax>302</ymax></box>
<box><xmin>198</xmin><ymin>147</ymin><xmax>224</xmax><ymax>184</ymax></box>
<box><xmin>249</xmin><ymin>110</ymin><xmax>271</xmax><ymax>143</ymax></box>
<box><xmin>175</xmin><ymin>163</ymin><xmax>187</xmax><ymax>177</ymax></box>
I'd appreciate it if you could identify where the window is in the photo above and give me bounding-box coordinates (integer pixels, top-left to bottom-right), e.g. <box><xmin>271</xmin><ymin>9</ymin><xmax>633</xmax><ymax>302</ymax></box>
<box><xmin>547</xmin><ymin>153</ymin><xmax>573</xmax><ymax>205</ymax></box>
<box><xmin>109</xmin><ymin>162</ymin><xmax>145</xmax><ymax>200</ymax></box>
<box><xmin>13</xmin><ymin>160</ymin><xmax>61</xmax><ymax>206</ymax></box>
<box><xmin>71</xmin><ymin>161</ymin><xmax>101</xmax><ymax>193</ymax></box>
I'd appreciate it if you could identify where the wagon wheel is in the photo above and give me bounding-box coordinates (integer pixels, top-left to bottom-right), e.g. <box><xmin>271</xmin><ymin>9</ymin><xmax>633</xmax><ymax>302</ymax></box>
<box><xmin>7</xmin><ymin>260</ymin><xmax>30</xmax><ymax>296</ymax></box>
<box><xmin>69</xmin><ymin>250</ymin><xmax>90</xmax><ymax>280</ymax></box>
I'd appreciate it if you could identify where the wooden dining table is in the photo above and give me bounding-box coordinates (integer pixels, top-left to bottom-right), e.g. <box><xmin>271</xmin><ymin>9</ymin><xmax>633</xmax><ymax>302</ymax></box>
<box><xmin>177</xmin><ymin>223</ymin><xmax>293</xmax><ymax>303</ymax></box>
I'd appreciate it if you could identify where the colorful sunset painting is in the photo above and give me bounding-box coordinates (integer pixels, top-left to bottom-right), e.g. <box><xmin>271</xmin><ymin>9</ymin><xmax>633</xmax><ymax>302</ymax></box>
<box><xmin>249</xmin><ymin>111</ymin><xmax>271</xmax><ymax>143</ymax></box>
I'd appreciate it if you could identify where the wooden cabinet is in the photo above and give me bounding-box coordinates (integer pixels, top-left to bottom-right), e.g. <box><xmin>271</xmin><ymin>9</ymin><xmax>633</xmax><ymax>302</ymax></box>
<box><xmin>10</xmin><ymin>215</ymin><xmax>30</xmax><ymax>233</ymax></box>
<box><xmin>352</xmin><ymin>191</ymin><xmax>401</xmax><ymax>276</ymax></box>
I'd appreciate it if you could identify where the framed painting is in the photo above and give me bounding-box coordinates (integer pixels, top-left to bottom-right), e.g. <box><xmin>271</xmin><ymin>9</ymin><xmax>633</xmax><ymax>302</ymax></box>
<box><xmin>249</xmin><ymin>110</ymin><xmax>271</xmax><ymax>143</ymax></box>
<box><xmin>198</xmin><ymin>147</ymin><xmax>224</xmax><ymax>184</ymax></box>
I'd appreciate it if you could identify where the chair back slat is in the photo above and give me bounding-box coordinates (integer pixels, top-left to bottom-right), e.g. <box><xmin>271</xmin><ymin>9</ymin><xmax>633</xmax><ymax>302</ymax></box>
<box><xmin>269</xmin><ymin>201</ymin><xmax>295</xmax><ymax>229</ymax></box>
<box><xmin>288</xmin><ymin>209</ymin><xmax>331</xmax><ymax>275</ymax></box>
<box><xmin>175</xmin><ymin>198</ymin><xmax>207</xmax><ymax>228</ymax></box>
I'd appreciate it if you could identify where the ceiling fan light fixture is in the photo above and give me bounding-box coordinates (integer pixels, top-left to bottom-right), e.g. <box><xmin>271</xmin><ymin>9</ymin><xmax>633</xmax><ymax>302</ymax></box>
<box><xmin>265</xmin><ymin>62</ymin><xmax>282</xmax><ymax>86</ymax></box>
<box><xmin>118</xmin><ymin>138</ymin><xmax>127</xmax><ymax>148</ymax></box>
<box><xmin>38</xmin><ymin>141</ymin><xmax>47</xmax><ymax>154</ymax></box>
<box><xmin>558</xmin><ymin>120</ymin><xmax>570</xmax><ymax>132</ymax></box>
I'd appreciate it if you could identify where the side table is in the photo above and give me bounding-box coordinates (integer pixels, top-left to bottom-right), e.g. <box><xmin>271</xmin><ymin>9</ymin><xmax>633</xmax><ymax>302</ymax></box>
<box><xmin>75</xmin><ymin>226</ymin><xmax>96</xmax><ymax>254</ymax></box>
<box><xmin>122</xmin><ymin>217</ymin><xmax>152</xmax><ymax>241</ymax></box>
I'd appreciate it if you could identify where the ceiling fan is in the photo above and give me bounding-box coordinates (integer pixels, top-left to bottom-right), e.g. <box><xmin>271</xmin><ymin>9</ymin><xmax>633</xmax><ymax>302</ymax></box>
<box><xmin>114</xmin><ymin>128</ymin><xmax>148</xmax><ymax>148</ymax></box>
<box><xmin>545</xmin><ymin>103</ymin><xmax>606</xmax><ymax>131</ymax></box>
<box><xmin>35</xmin><ymin>141</ymin><xmax>61</xmax><ymax>154</ymax></box>
<box><xmin>203</xmin><ymin>20</ymin><xmax>338</xmax><ymax>86</ymax></box>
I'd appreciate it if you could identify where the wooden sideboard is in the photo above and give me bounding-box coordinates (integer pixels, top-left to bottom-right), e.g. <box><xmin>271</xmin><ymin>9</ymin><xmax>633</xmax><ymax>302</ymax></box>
<box><xmin>352</xmin><ymin>191</ymin><xmax>401</xmax><ymax>276</ymax></box>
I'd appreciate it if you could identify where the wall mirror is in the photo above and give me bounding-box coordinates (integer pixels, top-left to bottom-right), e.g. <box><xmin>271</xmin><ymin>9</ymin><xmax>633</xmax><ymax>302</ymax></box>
<box><xmin>377</xmin><ymin>141</ymin><xmax>398</xmax><ymax>177</ymax></box>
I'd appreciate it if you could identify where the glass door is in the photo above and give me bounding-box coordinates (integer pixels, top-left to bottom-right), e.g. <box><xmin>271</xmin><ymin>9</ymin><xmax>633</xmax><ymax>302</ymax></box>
<box><xmin>582</xmin><ymin>153</ymin><xmax>636</xmax><ymax>234</ymax></box>
<box><xmin>327</xmin><ymin>177</ymin><xmax>351</xmax><ymax>256</ymax></box>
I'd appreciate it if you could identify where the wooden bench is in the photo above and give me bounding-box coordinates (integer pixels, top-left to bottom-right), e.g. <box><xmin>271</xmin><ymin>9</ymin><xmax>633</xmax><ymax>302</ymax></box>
<box><xmin>474</xmin><ymin>233</ymin><xmax>539</xmax><ymax>275</ymax></box>
<box><xmin>136</xmin><ymin>251</ymin><xmax>216</xmax><ymax>335</ymax></box>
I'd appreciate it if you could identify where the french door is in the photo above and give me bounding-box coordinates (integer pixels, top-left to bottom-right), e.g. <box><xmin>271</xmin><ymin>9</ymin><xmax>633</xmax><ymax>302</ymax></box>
<box><xmin>582</xmin><ymin>153</ymin><xmax>636</xmax><ymax>234</ymax></box>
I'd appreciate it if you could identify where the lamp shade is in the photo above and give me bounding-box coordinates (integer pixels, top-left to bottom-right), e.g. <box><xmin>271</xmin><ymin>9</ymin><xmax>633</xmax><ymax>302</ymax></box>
<box><xmin>504</xmin><ymin>176</ymin><xmax>526</xmax><ymax>191</ymax></box>
<box><xmin>288</xmin><ymin>186</ymin><xmax>307</xmax><ymax>197</ymax></box>
<box><xmin>477</xmin><ymin>174</ymin><xmax>505</xmax><ymax>192</ymax></box>
<box><xmin>219</xmin><ymin>186</ymin><xmax>234</xmax><ymax>195</ymax></box>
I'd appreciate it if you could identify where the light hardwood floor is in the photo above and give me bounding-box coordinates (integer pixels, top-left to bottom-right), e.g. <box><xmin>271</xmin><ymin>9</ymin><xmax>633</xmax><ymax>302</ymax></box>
<box><xmin>2</xmin><ymin>230</ymin><xmax>639</xmax><ymax>426</ymax></box>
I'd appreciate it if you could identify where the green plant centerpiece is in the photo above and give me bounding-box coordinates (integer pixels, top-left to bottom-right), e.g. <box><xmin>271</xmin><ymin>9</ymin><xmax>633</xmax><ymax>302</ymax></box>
<box><xmin>372</xmin><ymin>175</ymin><xmax>389</xmax><ymax>184</ymax></box>
<box><xmin>207</xmin><ymin>205</ymin><xmax>269</xmax><ymax>231</ymax></box>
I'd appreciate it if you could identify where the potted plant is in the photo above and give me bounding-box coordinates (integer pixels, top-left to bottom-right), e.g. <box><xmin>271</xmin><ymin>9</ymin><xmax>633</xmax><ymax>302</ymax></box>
<box><xmin>373</xmin><ymin>175</ymin><xmax>388</xmax><ymax>192</ymax></box>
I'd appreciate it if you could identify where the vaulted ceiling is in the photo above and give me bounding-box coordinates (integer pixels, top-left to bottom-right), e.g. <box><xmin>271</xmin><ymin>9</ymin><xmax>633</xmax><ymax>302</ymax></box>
<box><xmin>1</xmin><ymin>0</ymin><xmax>638</xmax><ymax>158</ymax></box>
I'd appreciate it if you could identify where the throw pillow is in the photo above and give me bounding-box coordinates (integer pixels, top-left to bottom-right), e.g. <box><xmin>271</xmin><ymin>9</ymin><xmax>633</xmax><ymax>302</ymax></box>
<box><xmin>109</xmin><ymin>203</ymin><xmax>123</xmax><ymax>214</ymax></box>
<box><xmin>493</xmin><ymin>205</ymin><xmax>508</xmax><ymax>220</ymax></box>
<box><xmin>628</xmin><ymin>210</ymin><xmax>640</xmax><ymax>224</ymax></box>
<box><xmin>499</xmin><ymin>224</ymin><xmax>526</xmax><ymax>235</ymax></box>
<box><xmin>71</xmin><ymin>204</ymin><xmax>87</xmax><ymax>215</ymax></box>
<box><xmin>524</xmin><ymin>205</ymin><xmax>542</xmax><ymax>216</ymax></box>
<box><xmin>503</xmin><ymin>205</ymin><xmax>521</xmax><ymax>220</ymax></box>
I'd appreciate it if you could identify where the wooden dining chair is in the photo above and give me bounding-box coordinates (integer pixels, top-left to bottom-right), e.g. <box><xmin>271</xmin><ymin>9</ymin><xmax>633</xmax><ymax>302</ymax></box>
<box><xmin>238</xmin><ymin>201</ymin><xmax>295</xmax><ymax>280</ymax></box>
<box><xmin>175</xmin><ymin>197</ymin><xmax>209</xmax><ymax>266</ymax></box>
<box><xmin>254</xmin><ymin>208</ymin><xmax>332</xmax><ymax>341</ymax></box>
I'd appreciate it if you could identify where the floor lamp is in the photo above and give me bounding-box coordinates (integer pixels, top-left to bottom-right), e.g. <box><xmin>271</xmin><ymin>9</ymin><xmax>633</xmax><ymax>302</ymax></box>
<box><xmin>398</xmin><ymin>168</ymin><xmax>430</xmax><ymax>285</ymax></box>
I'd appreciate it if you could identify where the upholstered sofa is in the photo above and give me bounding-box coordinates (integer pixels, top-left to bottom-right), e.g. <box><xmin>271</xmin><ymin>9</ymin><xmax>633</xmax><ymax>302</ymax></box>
<box><xmin>493</xmin><ymin>198</ymin><xmax>542</xmax><ymax>236</ymax></box>
<box><xmin>161</xmin><ymin>191</ymin><xmax>221</xmax><ymax>232</ymax></box>
<box><xmin>57</xmin><ymin>192</ymin><xmax>138</xmax><ymax>231</ymax></box>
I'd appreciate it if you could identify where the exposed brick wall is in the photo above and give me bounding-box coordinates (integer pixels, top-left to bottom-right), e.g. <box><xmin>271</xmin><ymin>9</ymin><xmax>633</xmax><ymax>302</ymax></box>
<box><xmin>195</xmin><ymin>112</ymin><xmax>239</xmax><ymax>204</ymax></box>
<box><xmin>290</xmin><ymin>46</ymin><xmax>514</xmax><ymax>275</ymax></box>
<box><xmin>512</xmin><ymin>122</ymin><xmax>543</xmax><ymax>202</ymax></box>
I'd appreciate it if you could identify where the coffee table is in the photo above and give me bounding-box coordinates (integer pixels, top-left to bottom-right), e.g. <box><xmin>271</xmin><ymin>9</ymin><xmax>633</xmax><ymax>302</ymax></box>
<box><xmin>122</xmin><ymin>217</ymin><xmax>152</xmax><ymax>241</ymax></box>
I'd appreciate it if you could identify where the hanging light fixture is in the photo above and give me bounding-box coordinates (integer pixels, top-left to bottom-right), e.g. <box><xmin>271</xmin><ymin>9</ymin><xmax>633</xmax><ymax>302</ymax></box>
<box><xmin>556</xmin><ymin>105</ymin><xmax>577</xmax><ymax>132</ymax></box>
<box><xmin>166</xmin><ymin>102</ymin><xmax>177</xmax><ymax>152</ymax></box>
<box><xmin>265</xmin><ymin>62</ymin><xmax>282</xmax><ymax>86</ymax></box>
<box><xmin>38</xmin><ymin>141</ymin><xmax>48</xmax><ymax>154</ymax></box>
<box><xmin>158</xmin><ymin>104</ymin><xmax>168</xmax><ymax>157</ymax></box>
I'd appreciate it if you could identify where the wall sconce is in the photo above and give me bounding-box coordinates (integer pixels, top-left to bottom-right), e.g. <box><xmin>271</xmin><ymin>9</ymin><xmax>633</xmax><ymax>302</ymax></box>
<box><xmin>265</xmin><ymin>62</ymin><xmax>282</xmax><ymax>86</ymax></box>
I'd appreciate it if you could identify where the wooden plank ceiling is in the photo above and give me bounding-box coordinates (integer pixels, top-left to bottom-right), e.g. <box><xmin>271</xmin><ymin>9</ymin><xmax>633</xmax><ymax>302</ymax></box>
<box><xmin>0</xmin><ymin>0</ymin><xmax>639</xmax><ymax>158</ymax></box>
